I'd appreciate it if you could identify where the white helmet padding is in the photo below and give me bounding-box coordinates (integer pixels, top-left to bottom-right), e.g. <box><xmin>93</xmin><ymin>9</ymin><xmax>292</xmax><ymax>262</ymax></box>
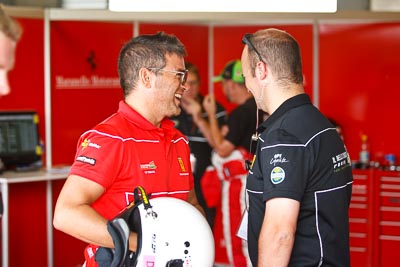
<box><xmin>107</xmin><ymin>186</ymin><xmax>215</xmax><ymax>267</ymax></box>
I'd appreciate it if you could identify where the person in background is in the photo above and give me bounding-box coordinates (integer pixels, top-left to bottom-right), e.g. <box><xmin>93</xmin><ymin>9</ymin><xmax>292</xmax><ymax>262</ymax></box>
<box><xmin>0</xmin><ymin>5</ymin><xmax>22</xmax><ymax>216</ymax></box>
<box><xmin>241</xmin><ymin>28</ymin><xmax>353</xmax><ymax>266</ymax></box>
<box><xmin>198</xmin><ymin>59</ymin><xmax>261</xmax><ymax>267</ymax></box>
<box><xmin>0</xmin><ymin>4</ymin><xmax>22</xmax><ymax>97</ymax></box>
<box><xmin>53</xmin><ymin>32</ymin><xmax>203</xmax><ymax>266</ymax></box>
<box><xmin>171</xmin><ymin>62</ymin><xmax>227</xmax><ymax>228</ymax></box>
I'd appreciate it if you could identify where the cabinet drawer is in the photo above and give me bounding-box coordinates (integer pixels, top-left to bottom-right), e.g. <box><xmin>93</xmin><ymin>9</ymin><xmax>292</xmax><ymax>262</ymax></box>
<box><xmin>380</xmin><ymin>192</ymin><xmax>400</xmax><ymax>207</ymax></box>
<box><xmin>349</xmin><ymin>206</ymin><xmax>368</xmax><ymax>218</ymax></box>
<box><xmin>350</xmin><ymin>218</ymin><xmax>368</xmax><ymax>232</ymax></box>
<box><xmin>380</xmin><ymin>222</ymin><xmax>400</xmax><ymax>236</ymax></box>
<box><xmin>380</xmin><ymin>206</ymin><xmax>400</xmax><ymax>221</ymax></box>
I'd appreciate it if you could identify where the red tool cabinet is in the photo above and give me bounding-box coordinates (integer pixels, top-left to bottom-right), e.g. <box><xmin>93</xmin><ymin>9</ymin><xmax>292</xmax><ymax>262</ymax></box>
<box><xmin>350</xmin><ymin>169</ymin><xmax>400</xmax><ymax>266</ymax></box>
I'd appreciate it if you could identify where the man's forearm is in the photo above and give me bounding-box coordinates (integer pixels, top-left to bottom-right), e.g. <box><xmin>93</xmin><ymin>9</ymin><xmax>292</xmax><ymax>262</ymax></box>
<box><xmin>258</xmin><ymin>228</ymin><xmax>294</xmax><ymax>266</ymax></box>
<box><xmin>207</xmin><ymin>114</ymin><xmax>224</xmax><ymax>149</ymax></box>
<box><xmin>192</xmin><ymin>113</ymin><xmax>215</xmax><ymax>148</ymax></box>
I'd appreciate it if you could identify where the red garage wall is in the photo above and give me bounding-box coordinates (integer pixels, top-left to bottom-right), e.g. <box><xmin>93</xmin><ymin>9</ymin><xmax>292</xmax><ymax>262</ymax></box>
<box><xmin>139</xmin><ymin>23</ymin><xmax>209</xmax><ymax>96</ymax></box>
<box><xmin>50</xmin><ymin>20</ymin><xmax>134</xmax><ymax>266</ymax></box>
<box><xmin>319</xmin><ymin>22</ymin><xmax>400</xmax><ymax>166</ymax></box>
<box><xmin>50</xmin><ymin>21</ymin><xmax>132</xmax><ymax>165</ymax></box>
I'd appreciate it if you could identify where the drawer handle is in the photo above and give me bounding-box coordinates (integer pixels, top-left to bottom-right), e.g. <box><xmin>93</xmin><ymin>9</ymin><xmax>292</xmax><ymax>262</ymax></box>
<box><xmin>390</xmin><ymin>197</ymin><xmax>400</xmax><ymax>204</ymax></box>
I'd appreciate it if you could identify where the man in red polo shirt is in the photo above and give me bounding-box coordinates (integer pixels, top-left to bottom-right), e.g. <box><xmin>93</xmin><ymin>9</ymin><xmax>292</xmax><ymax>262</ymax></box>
<box><xmin>53</xmin><ymin>32</ymin><xmax>204</xmax><ymax>266</ymax></box>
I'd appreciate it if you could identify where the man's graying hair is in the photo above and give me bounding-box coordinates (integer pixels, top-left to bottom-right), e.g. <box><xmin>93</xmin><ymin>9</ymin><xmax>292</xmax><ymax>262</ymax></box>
<box><xmin>0</xmin><ymin>4</ymin><xmax>22</xmax><ymax>42</ymax></box>
<box><xmin>118</xmin><ymin>32</ymin><xmax>187</xmax><ymax>96</ymax></box>
<box><xmin>248</xmin><ymin>28</ymin><xmax>303</xmax><ymax>86</ymax></box>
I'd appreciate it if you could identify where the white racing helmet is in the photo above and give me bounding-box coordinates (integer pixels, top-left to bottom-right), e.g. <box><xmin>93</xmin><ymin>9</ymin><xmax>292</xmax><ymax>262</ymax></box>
<box><xmin>134</xmin><ymin>197</ymin><xmax>215</xmax><ymax>266</ymax></box>
<box><xmin>107</xmin><ymin>186</ymin><xmax>215</xmax><ymax>267</ymax></box>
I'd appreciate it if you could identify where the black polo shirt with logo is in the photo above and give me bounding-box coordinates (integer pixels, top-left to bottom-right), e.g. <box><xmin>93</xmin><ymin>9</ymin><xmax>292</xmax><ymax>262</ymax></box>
<box><xmin>246</xmin><ymin>94</ymin><xmax>353</xmax><ymax>266</ymax></box>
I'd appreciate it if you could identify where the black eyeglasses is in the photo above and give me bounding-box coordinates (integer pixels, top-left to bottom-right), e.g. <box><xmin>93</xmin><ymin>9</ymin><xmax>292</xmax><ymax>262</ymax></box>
<box><xmin>147</xmin><ymin>67</ymin><xmax>188</xmax><ymax>85</ymax></box>
<box><xmin>242</xmin><ymin>33</ymin><xmax>265</xmax><ymax>63</ymax></box>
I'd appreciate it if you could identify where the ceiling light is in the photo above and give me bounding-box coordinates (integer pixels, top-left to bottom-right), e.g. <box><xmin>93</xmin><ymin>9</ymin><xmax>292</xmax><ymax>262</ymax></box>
<box><xmin>109</xmin><ymin>0</ymin><xmax>337</xmax><ymax>13</ymax></box>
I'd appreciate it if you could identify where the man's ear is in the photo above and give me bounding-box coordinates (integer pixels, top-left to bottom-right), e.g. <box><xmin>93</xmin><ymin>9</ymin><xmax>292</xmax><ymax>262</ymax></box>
<box><xmin>139</xmin><ymin>68</ymin><xmax>152</xmax><ymax>87</ymax></box>
<box><xmin>256</xmin><ymin>61</ymin><xmax>267</xmax><ymax>80</ymax></box>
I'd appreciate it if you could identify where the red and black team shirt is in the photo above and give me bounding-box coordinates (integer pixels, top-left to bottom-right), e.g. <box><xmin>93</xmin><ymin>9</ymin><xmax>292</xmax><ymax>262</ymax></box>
<box><xmin>70</xmin><ymin>100</ymin><xmax>194</xmax><ymax>220</ymax></box>
<box><xmin>246</xmin><ymin>94</ymin><xmax>353</xmax><ymax>267</ymax></box>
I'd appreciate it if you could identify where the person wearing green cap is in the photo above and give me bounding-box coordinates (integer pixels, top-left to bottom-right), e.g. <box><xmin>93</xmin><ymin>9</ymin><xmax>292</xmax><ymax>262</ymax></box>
<box><xmin>198</xmin><ymin>59</ymin><xmax>262</xmax><ymax>267</ymax></box>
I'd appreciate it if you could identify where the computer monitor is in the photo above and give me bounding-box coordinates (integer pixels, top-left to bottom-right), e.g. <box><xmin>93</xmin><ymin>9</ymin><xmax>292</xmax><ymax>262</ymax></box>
<box><xmin>0</xmin><ymin>111</ymin><xmax>43</xmax><ymax>171</ymax></box>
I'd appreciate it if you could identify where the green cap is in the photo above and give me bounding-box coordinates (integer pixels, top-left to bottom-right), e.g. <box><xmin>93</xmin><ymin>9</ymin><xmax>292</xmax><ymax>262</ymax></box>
<box><xmin>213</xmin><ymin>60</ymin><xmax>244</xmax><ymax>84</ymax></box>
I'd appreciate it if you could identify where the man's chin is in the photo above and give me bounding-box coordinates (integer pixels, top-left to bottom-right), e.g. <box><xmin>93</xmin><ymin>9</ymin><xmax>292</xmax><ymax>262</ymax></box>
<box><xmin>169</xmin><ymin>107</ymin><xmax>182</xmax><ymax>118</ymax></box>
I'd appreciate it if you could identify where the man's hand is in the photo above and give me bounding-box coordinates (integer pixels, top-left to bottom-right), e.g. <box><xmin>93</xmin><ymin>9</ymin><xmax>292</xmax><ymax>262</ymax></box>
<box><xmin>203</xmin><ymin>94</ymin><xmax>216</xmax><ymax>116</ymax></box>
<box><xmin>181</xmin><ymin>98</ymin><xmax>202</xmax><ymax>123</ymax></box>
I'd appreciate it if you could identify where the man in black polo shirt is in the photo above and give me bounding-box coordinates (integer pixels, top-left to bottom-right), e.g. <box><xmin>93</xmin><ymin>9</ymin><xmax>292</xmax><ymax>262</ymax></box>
<box><xmin>240</xmin><ymin>28</ymin><xmax>353</xmax><ymax>266</ymax></box>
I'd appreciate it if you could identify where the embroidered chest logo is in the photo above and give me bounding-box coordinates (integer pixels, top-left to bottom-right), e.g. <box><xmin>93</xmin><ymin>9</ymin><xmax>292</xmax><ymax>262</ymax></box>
<box><xmin>140</xmin><ymin>161</ymin><xmax>157</xmax><ymax>174</ymax></box>
<box><xmin>178</xmin><ymin>157</ymin><xmax>189</xmax><ymax>176</ymax></box>
<box><xmin>270</xmin><ymin>166</ymin><xmax>285</xmax><ymax>184</ymax></box>
<box><xmin>270</xmin><ymin>153</ymin><xmax>289</xmax><ymax>166</ymax></box>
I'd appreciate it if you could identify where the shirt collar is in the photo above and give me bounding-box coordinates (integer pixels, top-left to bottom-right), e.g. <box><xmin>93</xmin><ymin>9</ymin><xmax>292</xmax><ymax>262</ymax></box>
<box><xmin>257</xmin><ymin>93</ymin><xmax>312</xmax><ymax>133</ymax></box>
<box><xmin>118</xmin><ymin>100</ymin><xmax>175</xmax><ymax>131</ymax></box>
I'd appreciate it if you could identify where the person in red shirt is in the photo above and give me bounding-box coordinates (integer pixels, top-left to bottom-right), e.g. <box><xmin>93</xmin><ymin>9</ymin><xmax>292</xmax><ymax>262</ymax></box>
<box><xmin>53</xmin><ymin>32</ymin><xmax>204</xmax><ymax>266</ymax></box>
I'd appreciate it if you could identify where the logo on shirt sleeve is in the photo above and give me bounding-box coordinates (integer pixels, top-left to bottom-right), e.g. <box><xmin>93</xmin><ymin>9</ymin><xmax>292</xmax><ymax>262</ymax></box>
<box><xmin>332</xmin><ymin>151</ymin><xmax>351</xmax><ymax>172</ymax></box>
<box><xmin>270</xmin><ymin>166</ymin><xmax>285</xmax><ymax>184</ymax></box>
<box><xmin>76</xmin><ymin>156</ymin><xmax>96</xmax><ymax>165</ymax></box>
<box><xmin>178</xmin><ymin>157</ymin><xmax>186</xmax><ymax>172</ymax></box>
<box><xmin>178</xmin><ymin>157</ymin><xmax>190</xmax><ymax>176</ymax></box>
<box><xmin>81</xmin><ymin>138</ymin><xmax>101</xmax><ymax>150</ymax></box>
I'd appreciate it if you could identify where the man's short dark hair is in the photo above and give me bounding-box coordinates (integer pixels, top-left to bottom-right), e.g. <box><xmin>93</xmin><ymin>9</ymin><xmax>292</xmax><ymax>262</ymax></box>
<box><xmin>118</xmin><ymin>32</ymin><xmax>187</xmax><ymax>96</ymax></box>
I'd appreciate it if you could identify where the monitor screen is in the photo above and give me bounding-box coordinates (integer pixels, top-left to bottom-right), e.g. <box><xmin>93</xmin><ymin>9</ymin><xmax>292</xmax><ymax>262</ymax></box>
<box><xmin>0</xmin><ymin>111</ymin><xmax>42</xmax><ymax>171</ymax></box>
